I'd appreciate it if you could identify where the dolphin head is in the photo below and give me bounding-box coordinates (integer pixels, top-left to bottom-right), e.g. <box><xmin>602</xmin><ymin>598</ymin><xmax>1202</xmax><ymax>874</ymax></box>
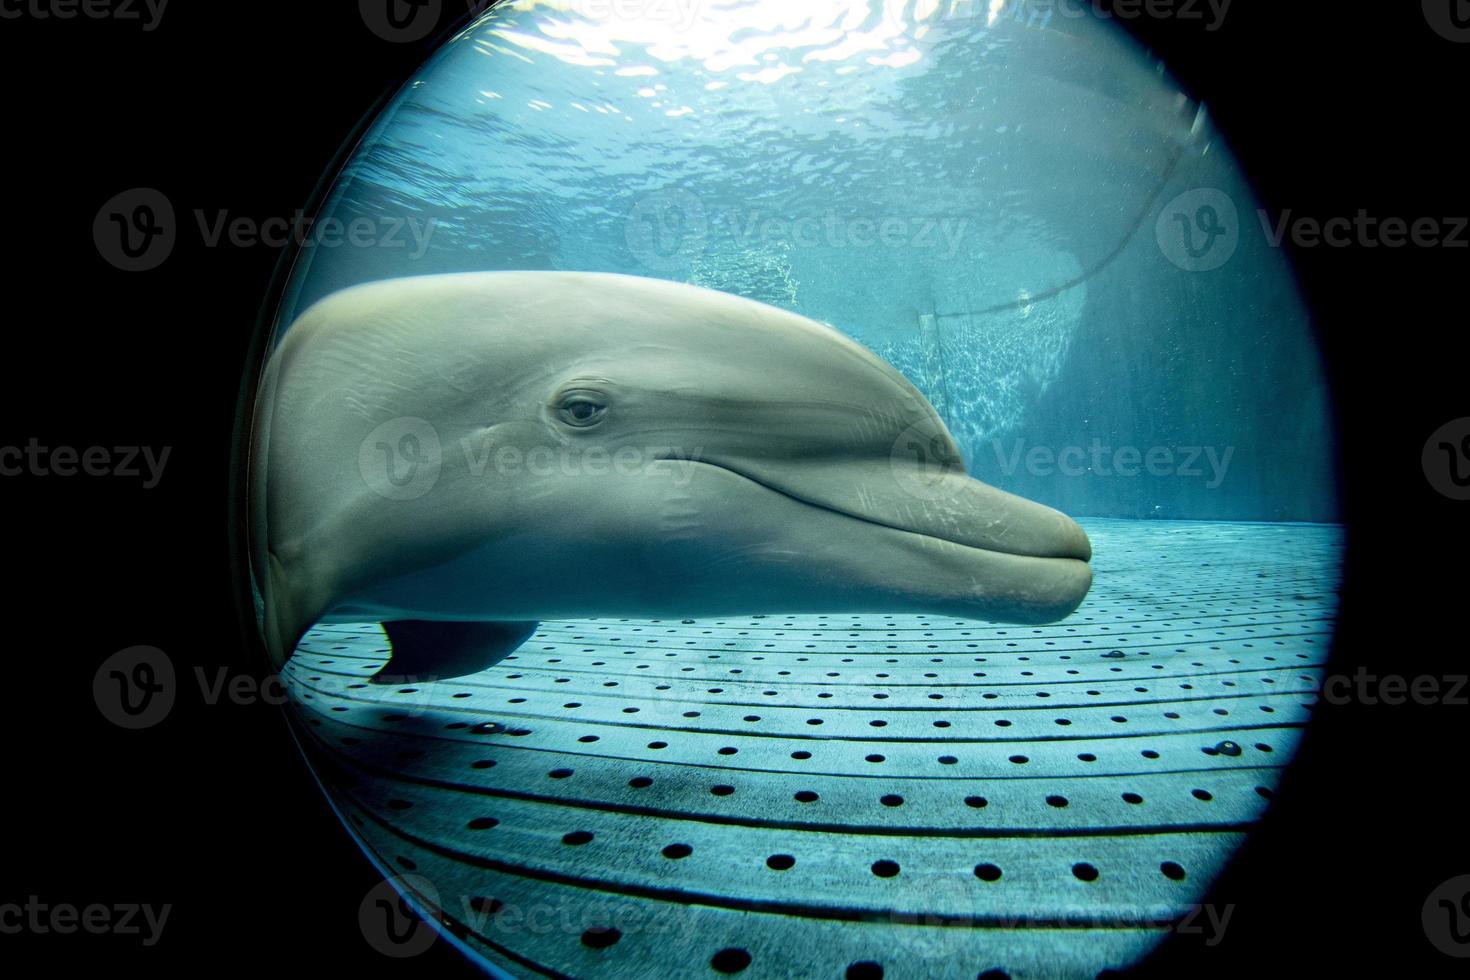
<box><xmin>251</xmin><ymin>271</ymin><xmax>1091</xmax><ymax>671</ymax></box>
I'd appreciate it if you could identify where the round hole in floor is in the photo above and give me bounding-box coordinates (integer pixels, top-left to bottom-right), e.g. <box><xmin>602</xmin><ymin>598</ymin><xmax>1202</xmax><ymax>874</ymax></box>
<box><xmin>581</xmin><ymin>926</ymin><xmax>620</xmax><ymax>949</ymax></box>
<box><xmin>711</xmin><ymin>948</ymin><xmax>752</xmax><ymax>974</ymax></box>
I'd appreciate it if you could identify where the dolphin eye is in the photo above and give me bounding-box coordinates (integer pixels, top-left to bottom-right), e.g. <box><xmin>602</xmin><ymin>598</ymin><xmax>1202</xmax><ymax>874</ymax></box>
<box><xmin>556</xmin><ymin>390</ymin><xmax>609</xmax><ymax>428</ymax></box>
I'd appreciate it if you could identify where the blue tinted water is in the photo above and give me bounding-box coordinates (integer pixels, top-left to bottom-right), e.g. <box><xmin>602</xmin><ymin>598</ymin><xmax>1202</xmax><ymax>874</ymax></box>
<box><xmin>279</xmin><ymin>0</ymin><xmax>1338</xmax><ymax>522</ymax></box>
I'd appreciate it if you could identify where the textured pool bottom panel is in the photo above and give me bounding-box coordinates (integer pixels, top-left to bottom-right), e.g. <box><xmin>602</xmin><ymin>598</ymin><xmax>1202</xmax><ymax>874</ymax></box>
<box><xmin>284</xmin><ymin>518</ymin><xmax>1343</xmax><ymax>979</ymax></box>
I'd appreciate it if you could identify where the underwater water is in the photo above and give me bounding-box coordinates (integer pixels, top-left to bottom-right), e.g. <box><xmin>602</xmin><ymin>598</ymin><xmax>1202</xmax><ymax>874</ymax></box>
<box><xmin>256</xmin><ymin>1</ymin><xmax>1342</xmax><ymax>976</ymax></box>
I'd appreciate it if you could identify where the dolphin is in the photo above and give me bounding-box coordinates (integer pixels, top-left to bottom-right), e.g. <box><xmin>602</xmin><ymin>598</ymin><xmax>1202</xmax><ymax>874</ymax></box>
<box><xmin>248</xmin><ymin>271</ymin><xmax>1091</xmax><ymax>682</ymax></box>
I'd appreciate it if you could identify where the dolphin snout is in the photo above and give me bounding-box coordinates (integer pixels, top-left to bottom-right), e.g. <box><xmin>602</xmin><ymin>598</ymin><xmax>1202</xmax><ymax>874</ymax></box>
<box><xmin>989</xmin><ymin>555</ymin><xmax>1093</xmax><ymax>624</ymax></box>
<box><xmin>888</xmin><ymin>473</ymin><xmax>1093</xmax><ymax>623</ymax></box>
<box><xmin>1038</xmin><ymin>506</ymin><xmax>1092</xmax><ymax>563</ymax></box>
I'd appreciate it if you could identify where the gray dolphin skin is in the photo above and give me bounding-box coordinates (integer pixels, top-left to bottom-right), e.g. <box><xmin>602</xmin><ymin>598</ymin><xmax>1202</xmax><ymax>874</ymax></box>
<box><xmin>249</xmin><ymin>272</ymin><xmax>1092</xmax><ymax>682</ymax></box>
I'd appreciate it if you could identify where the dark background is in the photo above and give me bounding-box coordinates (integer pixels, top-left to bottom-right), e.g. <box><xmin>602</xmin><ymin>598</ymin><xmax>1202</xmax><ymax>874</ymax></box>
<box><xmin>0</xmin><ymin>0</ymin><xmax>1464</xmax><ymax>974</ymax></box>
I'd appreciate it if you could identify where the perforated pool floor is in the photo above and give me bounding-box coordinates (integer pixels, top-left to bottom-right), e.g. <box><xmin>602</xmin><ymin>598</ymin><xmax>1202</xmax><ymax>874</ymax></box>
<box><xmin>284</xmin><ymin>519</ymin><xmax>1343</xmax><ymax>979</ymax></box>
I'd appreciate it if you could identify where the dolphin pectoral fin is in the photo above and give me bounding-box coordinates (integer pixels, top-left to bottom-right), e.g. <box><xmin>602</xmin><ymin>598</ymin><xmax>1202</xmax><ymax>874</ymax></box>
<box><xmin>370</xmin><ymin>620</ymin><xmax>540</xmax><ymax>684</ymax></box>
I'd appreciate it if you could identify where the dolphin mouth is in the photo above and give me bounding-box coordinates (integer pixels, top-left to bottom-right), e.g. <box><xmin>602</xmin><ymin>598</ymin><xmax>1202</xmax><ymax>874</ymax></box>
<box><xmin>678</xmin><ymin>455</ymin><xmax>1092</xmax><ymax>560</ymax></box>
<box><xmin>672</xmin><ymin>455</ymin><xmax>1093</xmax><ymax>624</ymax></box>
